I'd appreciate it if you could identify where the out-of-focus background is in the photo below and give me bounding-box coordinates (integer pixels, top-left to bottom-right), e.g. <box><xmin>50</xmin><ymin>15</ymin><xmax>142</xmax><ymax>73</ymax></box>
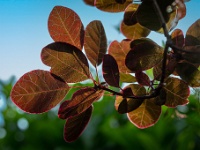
<box><xmin>0</xmin><ymin>0</ymin><xmax>200</xmax><ymax>150</ymax></box>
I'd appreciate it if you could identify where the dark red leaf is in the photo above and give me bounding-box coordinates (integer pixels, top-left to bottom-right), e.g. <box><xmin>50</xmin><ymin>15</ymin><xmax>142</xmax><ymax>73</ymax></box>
<box><xmin>123</xmin><ymin>4</ymin><xmax>139</xmax><ymax>26</ymax></box>
<box><xmin>102</xmin><ymin>54</ymin><xmax>120</xmax><ymax>87</ymax></box>
<box><xmin>11</xmin><ymin>70</ymin><xmax>69</xmax><ymax>113</ymax></box>
<box><xmin>135</xmin><ymin>71</ymin><xmax>151</xmax><ymax>86</ymax></box>
<box><xmin>171</xmin><ymin>29</ymin><xmax>184</xmax><ymax>48</ymax></box>
<box><xmin>64</xmin><ymin>106</ymin><xmax>93</xmax><ymax>142</ymax></box>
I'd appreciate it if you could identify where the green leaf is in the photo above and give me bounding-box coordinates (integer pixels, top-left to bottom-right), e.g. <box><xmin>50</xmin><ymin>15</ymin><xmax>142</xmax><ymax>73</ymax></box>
<box><xmin>84</xmin><ymin>20</ymin><xmax>107</xmax><ymax>67</ymax></box>
<box><xmin>58</xmin><ymin>87</ymin><xmax>103</xmax><ymax>119</ymax></box>
<box><xmin>127</xmin><ymin>98</ymin><xmax>161</xmax><ymax>129</ymax></box>
<box><xmin>48</xmin><ymin>6</ymin><xmax>84</xmax><ymax>50</ymax></box>
<box><xmin>164</xmin><ymin>77</ymin><xmax>190</xmax><ymax>108</ymax></box>
<box><xmin>95</xmin><ymin>0</ymin><xmax>133</xmax><ymax>12</ymax></box>
<box><xmin>11</xmin><ymin>70</ymin><xmax>69</xmax><ymax>113</ymax></box>
<box><xmin>108</xmin><ymin>39</ymin><xmax>132</xmax><ymax>73</ymax></box>
<box><xmin>41</xmin><ymin>42</ymin><xmax>90</xmax><ymax>83</ymax></box>
<box><xmin>176</xmin><ymin>62</ymin><xmax>200</xmax><ymax>87</ymax></box>
<box><xmin>64</xmin><ymin>106</ymin><xmax>93</xmax><ymax>142</ymax></box>
<box><xmin>125</xmin><ymin>38</ymin><xmax>163</xmax><ymax>72</ymax></box>
<box><xmin>102</xmin><ymin>54</ymin><xmax>120</xmax><ymax>87</ymax></box>
<box><xmin>120</xmin><ymin>73</ymin><xmax>136</xmax><ymax>83</ymax></box>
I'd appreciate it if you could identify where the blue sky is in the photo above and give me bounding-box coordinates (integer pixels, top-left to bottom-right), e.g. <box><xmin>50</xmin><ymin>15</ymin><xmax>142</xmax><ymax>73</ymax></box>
<box><xmin>0</xmin><ymin>0</ymin><xmax>200</xmax><ymax>81</ymax></box>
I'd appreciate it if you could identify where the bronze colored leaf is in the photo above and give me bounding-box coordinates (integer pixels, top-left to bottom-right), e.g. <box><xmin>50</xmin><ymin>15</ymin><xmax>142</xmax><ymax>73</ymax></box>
<box><xmin>171</xmin><ymin>29</ymin><xmax>184</xmax><ymax>48</ymax></box>
<box><xmin>95</xmin><ymin>0</ymin><xmax>133</xmax><ymax>12</ymax></box>
<box><xmin>120</xmin><ymin>73</ymin><xmax>136</xmax><ymax>83</ymax></box>
<box><xmin>135</xmin><ymin>71</ymin><xmax>151</xmax><ymax>86</ymax></box>
<box><xmin>84</xmin><ymin>20</ymin><xmax>107</xmax><ymax>67</ymax></box>
<box><xmin>127</xmin><ymin>98</ymin><xmax>161</xmax><ymax>129</ymax></box>
<box><xmin>123</xmin><ymin>4</ymin><xmax>139</xmax><ymax>26</ymax></box>
<box><xmin>185</xmin><ymin>19</ymin><xmax>200</xmax><ymax>46</ymax></box>
<box><xmin>64</xmin><ymin>106</ymin><xmax>93</xmax><ymax>142</ymax></box>
<box><xmin>48</xmin><ymin>6</ymin><xmax>84</xmax><ymax>50</ymax></box>
<box><xmin>108</xmin><ymin>39</ymin><xmax>132</xmax><ymax>73</ymax></box>
<box><xmin>125</xmin><ymin>38</ymin><xmax>163</xmax><ymax>72</ymax></box>
<box><xmin>11</xmin><ymin>70</ymin><xmax>69</xmax><ymax>113</ymax></box>
<box><xmin>41</xmin><ymin>42</ymin><xmax>90</xmax><ymax>83</ymax></box>
<box><xmin>102</xmin><ymin>54</ymin><xmax>120</xmax><ymax>87</ymax></box>
<box><xmin>58</xmin><ymin>87</ymin><xmax>103</xmax><ymax>119</ymax></box>
<box><xmin>121</xmin><ymin>22</ymin><xmax>150</xmax><ymax>40</ymax></box>
<box><xmin>83</xmin><ymin>0</ymin><xmax>95</xmax><ymax>6</ymax></box>
<box><xmin>176</xmin><ymin>62</ymin><xmax>200</xmax><ymax>87</ymax></box>
<box><xmin>164</xmin><ymin>77</ymin><xmax>190</xmax><ymax>107</ymax></box>
<box><xmin>115</xmin><ymin>84</ymin><xmax>146</xmax><ymax>113</ymax></box>
<box><xmin>182</xmin><ymin>46</ymin><xmax>200</xmax><ymax>64</ymax></box>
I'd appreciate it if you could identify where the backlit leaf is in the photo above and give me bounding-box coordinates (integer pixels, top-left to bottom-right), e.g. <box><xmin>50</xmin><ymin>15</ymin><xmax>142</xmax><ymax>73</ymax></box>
<box><xmin>135</xmin><ymin>71</ymin><xmax>150</xmax><ymax>86</ymax></box>
<box><xmin>58</xmin><ymin>87</ymin><xmax>103</xmax><ymax>119</ymax></box>
<box><xmin>125</xmin><ymin>38</ymin><xmax>163</xmax><ymax>72</ymax></box>
<box><xmin>121</xmin><ymin>22</ymin><xmax>150</xmax><ymax>40</ymax></box>
<box><xmin>123</xmin><ymin>4</ymin><xmax>139</xmax><ymax>26</ymax></box>
<box><xmin>103</xmin><ymin>54</ymin><xmax>120</xmax><ymax>87</ymax></box>
<box><xmin>84</xmin><ymin>20</ymin><xmax>107</xmax><ymax>66</ymax></box>
<box><xmin>164</xmin><ymin>77</ymin><xmax>190</xmax><ymax>107</ymax></box>
<box><xmin>83</xmin><ymin>0</ymin><xmax>95</xmax><ymax>6</ymax></box>
<box><xmin>171</xmin><ymin>29</ymin><xmax>184</xmax><ymax>48</ymax></box>
<box><xmin>120</xmin><ymin>73</ymin><xmax>136</xmax><ymax>83</ymax></box>
<box><xmin>127</xmin><ymin>98</ymin><xmax>161</xmax><ymax>129</ymax></box>
<box><xmin>182</xmin><ymin>46</ymin><xmax>200</xmax><ymax>64</ymax></box>
<box><xmin>185</xmin><ymin>19</ymin><xmax>200</xmax><ymax>46</ymax></box>
<box><xmin>108</xmin><ymin>39</ymin><xmax>132</xmax><ymax>73</ymax></box>
<box><xmin>115</xmin><ymin>84</ymin><xmax>146</xmax><ymax>113</ymax></box>
<box><xmin>64</xmin><ymin>106</ymin><xmax>93</xmax><ymax>142</ymax></box>
<box><xmin>41</xmin><ymin>42</ymin><xmax>90</xmax><ymax>83</ymax></box>
<box><xmin>48</xmin><ymin>6</ymin><xmax>84</xmax><ymax>50</ymax></box>
<box><xmin>95</xmin><ymin>0</ymin><xmax>133</xmax><ymax>12</ymax></box>
<box><xmin>11</xmin><ymin>70</ymin><xmax>69</xmax><ymax>113</ymax></box>
<box><xmin>176</xmin><ymin>62</ymin><xmax>200</xmax><ymax>87</ymax></box>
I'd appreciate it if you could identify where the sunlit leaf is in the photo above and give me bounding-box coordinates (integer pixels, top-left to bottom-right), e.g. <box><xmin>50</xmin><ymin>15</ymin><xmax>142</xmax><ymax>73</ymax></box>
<box><xmin>120</xmin><ymin>73</ymin><xmax>136</xmax><ymax>83</ymax></box>
<box><xmin>11</xmin><ymin>70</ymin><xmax>69</xmax><ymax>113</ymax></box>
<box><xmin>176</xmin><ymin>0</ymin><xmax>186</xmax><ymax>20</ymax></box>
<box><xmin>185</xmin><ymin>19</ymin><xmax>200</xmax><ymax>46</ymax></box>
<box><xmin>103</xmin><ymin>54</ymin><xmax>120</xmax><ymax>87</ymax></box>
<box><xmin>83</xmin><ymin>0</ymin><xmax>95</xmax><ymax>6</ymax></box>
<box><xmin>176</xmin><ymin>62</ymin><xmax>200</xmax><ymax>87</ymax></box>
<box><xmin>171</xmin><ymin>29</ymin><xmax>184</xmax><ymax>48</ymax></box>
<box><xmin>135</xmin><ymin>71</ymin><xmax>151</xmax><ymax>86</ymax></box>
<box><xmin>123</xmin><ymin>4</ymin><xmax>139</xmax><ymax>26</ymax></box>
<box><xmin>58</xmin><ymin>87</ymin><xmax>103</xmax><ymax>119</ymax></box>
<box><xmin>126</xmin><ymin>38</ymin><xmax>163</xmax><ymax>72</ymax></box>
<box><xmin>164</xmin><ymin>77</ymin><xmax>190</xmax><ymax>107</ymax></box>
<box><xmin>108</xmin><ymin>39</ymin><xmax>132</xmax><ymax>73</ymax></box>
<box><xmin>127</xmin><ymin>98</ymin><xmax>161</xmax><ymax>129</ymax></box>
<box><xmin>115</xmin><ymin>84</ymin><xmax>146</xmax><ymax>113</ymax></box>
<box><xmin>41</xmin><ymin>42</ymin><xmax>90</xmax><ymax>83</ymax></box>
<box><xmin>84</xmin><ymin>20</ymin><xmax>107</xmax><ymax>67</ymax></box>
<box><xmin>48</xmin><ymin>6</ymin><xmax>84</xmax><ymax>50</ymax></box>
<box><xmin>121</xmin><ymin>22</ymin><xmax>151</xmax><ymax>40</ymax></box>
<box><xmin>64</xmin><ymin>106</ymin><xmax>93</xmax><ymax>142</ymax></box>
<box><xmin>95</xmin><ymin>0</ymin><xmax>133</xmax><ymax>12</ymax></box>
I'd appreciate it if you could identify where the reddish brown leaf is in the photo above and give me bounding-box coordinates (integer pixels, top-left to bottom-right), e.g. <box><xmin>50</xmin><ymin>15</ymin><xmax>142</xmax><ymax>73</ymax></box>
<box><xmin>115</xmin><ymin>84</ymin><xmax>146</xmax><ymax>113</ymax></box>
<box><xmin>84</xmin><ymin>20</ymin><xmax>107</xmax><ymax>67</ymax></box>
<box><xmin>123</xmin><ymin>4</ymin><xmax>139</xmax><ymax>26</ymax></box>
<box><xmin>95</xmin><ymin>0</ymin><xmax>133</xmax><ymax>12</ymax></box>
<box><xmin>125</xmin><ymin>38</ymin><xmax>163</xmax><ymax>72</ymax></box>
<box><xmin>41</xmin><ymin>42</ymin><xmax>90</xmax><ymax>83</ymax></box>
<box><xmin>11</xmin><ymin>70</ymin><xmax>69</xmax><ymax>113</ymax></box>
<box><xmin>171</xmin><ymin>29</ymin><xmax>184</xmax><ymax>48</ymax></box>
<box><xmin>164</xmin><ymin>77</ymin><xmax>190</xmax><ymax>108</ymax></box>
<box><xmin>127</xmin><ymin>98</ymin><xmax>161</xmax><ymax>129</ymax></box>
<box><xmin>102</xmin><ymin>54</ymin><xmax>120</xmax><ymax>87</ymax></box>
<box><xmin>135</xmin><ymin>71</ymin><xmax>151</xmax><ymax>86</ymax></box>
<box><xmin>58</xmin><ymin>87</ymin><xmax>103</xmax><ymax>119</ymax></box>
<box><xmin>48</xmin><ymin>6</ymin><xmax>84</xmax><ymax>50</ymax></box>
<box><xmin>182</xmin><ymin>46</ymin><xmax>200</xmax><ymax>64</ymax></box>
<box><xmin>83</xmin><ymin>0</ymin><xmax>95</xmax><ymax>6</ymax></box>
<box><xmin>64</xmin><ymin>106</ymin><xmax>93</xmax><ymax>142</ymax></box>
<box><xmin>108</xmin><ymin>39</ymin><xmax>132</xmax><ymax>73</ymax></box>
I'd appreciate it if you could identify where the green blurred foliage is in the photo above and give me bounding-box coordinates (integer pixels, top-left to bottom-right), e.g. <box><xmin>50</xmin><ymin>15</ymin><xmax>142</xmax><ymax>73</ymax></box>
<box><xmin>0</xmin><ymin>77</ymin><xmax>200</xmax><ymax>150</ymax></box>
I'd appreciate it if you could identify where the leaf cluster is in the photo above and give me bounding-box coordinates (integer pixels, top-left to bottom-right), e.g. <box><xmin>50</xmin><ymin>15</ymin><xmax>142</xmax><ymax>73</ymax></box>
<box><xmin>11</xmin><ymin>0</ymin><xmax>200</xmax><ymax>142</ymax></box>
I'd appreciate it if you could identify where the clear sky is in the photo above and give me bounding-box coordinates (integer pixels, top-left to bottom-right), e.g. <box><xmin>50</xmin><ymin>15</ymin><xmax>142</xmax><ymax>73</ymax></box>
<box><xmin>0</xmin><ymin>0</ymin><xmax>200</xmax><ymax>81</ymax></box>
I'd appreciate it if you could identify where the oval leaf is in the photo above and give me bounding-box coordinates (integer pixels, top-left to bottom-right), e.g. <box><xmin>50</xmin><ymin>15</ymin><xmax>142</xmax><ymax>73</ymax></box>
<box><xmin>11</xmin><ymin>70</ymin><xmax>69</xmax><ymax>113</ymax></box>
<box><xmin>135</xmin><ymin>71</ymin><xmax>151</xmax><ymax>86</ymax></box>
<box><xmin>125</xmin><ymin>38</ymin><xmax>163</xmax><ymax>72</ymax></box>
<box><xmin>64</xmin><ymin>106</ymin><xmax>93</xmax><ymax>142</ymax></box>
<box><xmin>127</xmin><ymin>98</ymin><xmax>161</xmax><ymax>129</ymax></box>
<box><xmin>102</xmin><ymin>54</ymin><xmax>120</xmax><ymax>87</ymax></box>
<box><xmin>41</xmin><ymin>42</ymin><xmax>90</xmax><ymax>83</ymax></box>
<box><xmin>83</xmin><ymin>0</ymin><xmax>95</xmax><ymax>6</ymax></box>
<box><xmin>58</xmin><ymin>87</ymin><xmax>103</xmax><ymax>119</ymax></box>
<box><xmin>48</xmin><ymin>6</ymin><xmax>84</xmax><ymax>50</ymax></box>
<box><xmin>95</xmin><ymin>0</ymin><xmax>133</xmax><ymax>12</ymax></box>
<box><xmin>123</xmin><ymin>3</ymin><xmax>139</xmax><ymax>26</ymax></box>
<box><xmin>84</xmin><ymin>20</ymin><xmax>107</xmax><ymax>66</ymax></box>
<box><xmin>171</xmin><ymin>29</ymin><xmax>184</xmax><ymax>48</ymax></box>
<box><xmin>164</xmin><ymin>77</ymin><xmax>190</xmax><ymax>108</ymax></box>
